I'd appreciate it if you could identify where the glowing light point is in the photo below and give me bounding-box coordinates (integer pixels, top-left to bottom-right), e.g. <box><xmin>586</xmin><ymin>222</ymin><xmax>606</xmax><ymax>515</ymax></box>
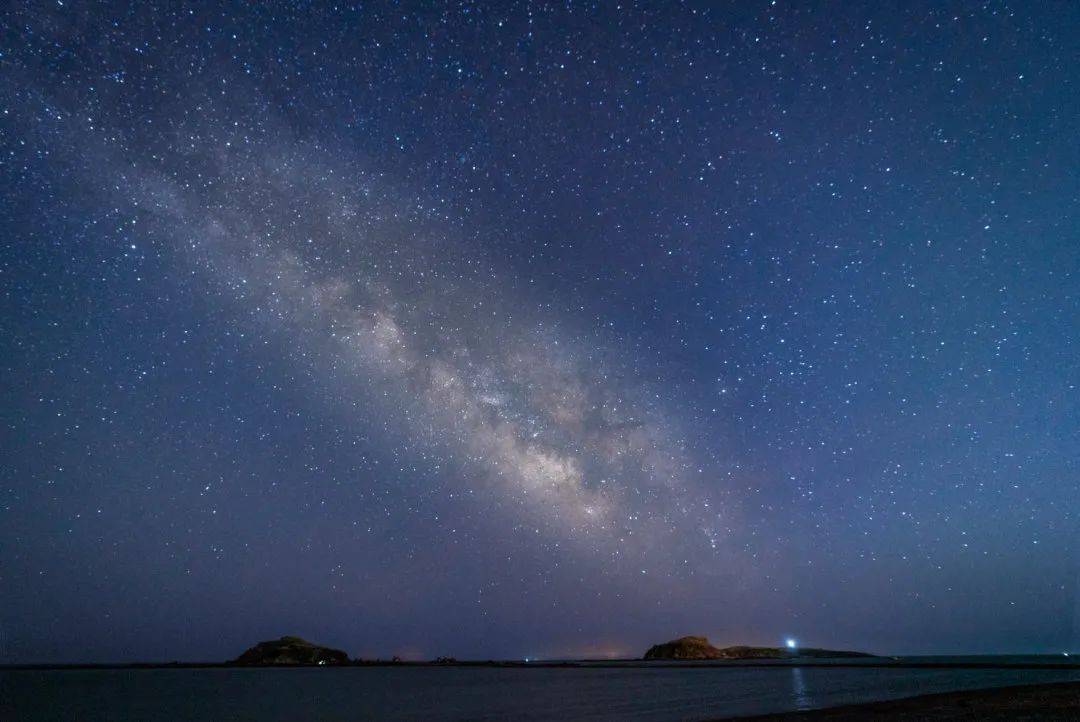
<box><xmin>785</xmin><ymin>638</ymin><xmax>797</xmax><ymax>650</ymax></box>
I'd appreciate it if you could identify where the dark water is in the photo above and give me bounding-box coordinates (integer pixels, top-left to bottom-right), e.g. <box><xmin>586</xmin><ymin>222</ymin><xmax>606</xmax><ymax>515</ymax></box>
<box><xmin>4</xmin><ymin>664</ymin><xmax>1080</xmax><ymax>721</ymax></box>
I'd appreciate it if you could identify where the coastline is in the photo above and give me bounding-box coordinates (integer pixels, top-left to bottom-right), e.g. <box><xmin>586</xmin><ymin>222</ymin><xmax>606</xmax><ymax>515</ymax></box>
<box><xmin>723</xmin><ymin>680</ymin><xmax>1080</xmax><ymax>721</ymax></box>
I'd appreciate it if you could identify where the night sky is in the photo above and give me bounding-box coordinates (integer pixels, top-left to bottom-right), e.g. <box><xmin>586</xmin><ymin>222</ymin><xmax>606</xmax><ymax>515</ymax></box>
<box><xmin>2</xmin><ymin>1</ymin><xmax>1077</xmax><ymax>664</ymax></box>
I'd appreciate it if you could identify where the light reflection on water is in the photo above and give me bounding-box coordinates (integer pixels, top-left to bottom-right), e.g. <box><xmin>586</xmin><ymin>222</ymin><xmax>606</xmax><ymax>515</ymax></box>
<box><xmin>790</xmin><ymin>666</ymin><xmax>812</xmax><ymax>710</ymax></box>
<box><xmin>3</xmin><ymin>665</ymin><xmax>1080</xmax><ymax>721</ymax></box>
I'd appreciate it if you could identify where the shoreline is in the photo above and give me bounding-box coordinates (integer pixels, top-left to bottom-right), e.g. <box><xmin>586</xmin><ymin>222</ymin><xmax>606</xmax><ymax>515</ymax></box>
<box><xmin>722</xmin><ymin>680</ymin><xmax>1080</xmax><ymax>720</ymax></box>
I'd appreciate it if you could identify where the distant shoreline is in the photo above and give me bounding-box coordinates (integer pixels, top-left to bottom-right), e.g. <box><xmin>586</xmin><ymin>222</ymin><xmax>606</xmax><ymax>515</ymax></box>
<box><xmin>720</xmin><ymin>680</ymin><xmax>1080</xmax><ymax>720</ymax></box>
<box><xmin>4</xmin><ymin>657</ymin><xmax>1080</xmax><ymax>672</ymax></box>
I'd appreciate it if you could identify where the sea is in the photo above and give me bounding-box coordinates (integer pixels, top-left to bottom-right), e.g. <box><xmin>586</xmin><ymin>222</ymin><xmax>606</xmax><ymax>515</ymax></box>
<box><xmin>3</xmin><ymin>658</ymin><xmax>1080</xmax><ymax>721</ymax></box>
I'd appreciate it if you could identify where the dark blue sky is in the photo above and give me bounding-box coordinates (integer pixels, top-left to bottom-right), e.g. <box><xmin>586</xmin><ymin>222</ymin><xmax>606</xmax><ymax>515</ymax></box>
<box><xmin>1</xmin><ymin>1</ymin><xmax>1077</xmax><ymax>663</ymax></box>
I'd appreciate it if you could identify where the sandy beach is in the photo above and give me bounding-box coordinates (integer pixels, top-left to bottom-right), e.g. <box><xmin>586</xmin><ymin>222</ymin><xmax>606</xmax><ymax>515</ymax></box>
<box><xmin>727</xmin><ymin>680</ymin><xmax>1080</xmax><ymax>720</ymax></box>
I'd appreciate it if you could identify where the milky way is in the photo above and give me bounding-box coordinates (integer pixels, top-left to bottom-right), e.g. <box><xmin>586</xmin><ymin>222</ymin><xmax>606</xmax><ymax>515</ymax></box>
<box><xmin>129</xmin><ymin>139</ymin><xmax>735</xmax><ymax>566</ymax></box>
<box><xmin>2</xmin><ymin>1</ymin><xmax>1077</xmax><ymax>662</ymax></box>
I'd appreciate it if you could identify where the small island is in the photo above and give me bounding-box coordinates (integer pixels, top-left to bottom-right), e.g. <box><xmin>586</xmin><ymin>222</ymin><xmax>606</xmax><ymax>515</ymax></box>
<box><xmin>643</xmin><ymin>636</ymin><xmax>875</xmax><ymax>661</ymax></box>
<box><xmin>233</xmin><ymin>636</ymin><xmax>350</xmax><ymax>666</ymax></box>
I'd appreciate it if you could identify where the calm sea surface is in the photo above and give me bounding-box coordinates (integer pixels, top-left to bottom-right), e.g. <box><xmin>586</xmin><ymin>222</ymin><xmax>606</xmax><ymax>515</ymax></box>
<box><xmin>4</xmin><ymin>663</ymin><xmax>1080</xmax><ymax>721</ymax></box>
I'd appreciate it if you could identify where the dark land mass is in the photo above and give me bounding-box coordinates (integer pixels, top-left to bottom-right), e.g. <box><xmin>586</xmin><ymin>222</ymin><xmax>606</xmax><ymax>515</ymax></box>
<box><xmin>3</xmin><ymin>635</ymin><xmax>1078</xmax><ymax>671</ymax></box>
<box><xmin>233</xmin><ymin>636</ymin><xmax>349</xmax><ymax>666</ymax></box>
<box><xmin>644</xmin><ymin>636</ymin><xmax>875</xmax><ymax>661</ymax></box>
<box><xmin>722</xmin><ymin>680</ymin><xmax>1080</xmax><ymax>720</ymax></box>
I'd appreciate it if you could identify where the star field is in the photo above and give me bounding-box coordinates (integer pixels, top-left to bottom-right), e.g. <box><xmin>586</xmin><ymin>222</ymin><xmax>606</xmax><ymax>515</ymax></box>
<box><xmin>1</xmin><ymin>1</ymin><xmax>1077</xmax><ymax>663</ymax></box>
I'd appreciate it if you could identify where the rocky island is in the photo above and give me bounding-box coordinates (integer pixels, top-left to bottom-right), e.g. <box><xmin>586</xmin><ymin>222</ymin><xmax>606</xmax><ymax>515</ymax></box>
<box><xmin>643</xmin><ymin>636</ymin><xmax>874</xmax><ymax>660</ymax></box>
<box><xmin>233</xmin><ymin>636</ymin><xmax>350</xmax><ymax>666</ymax></box>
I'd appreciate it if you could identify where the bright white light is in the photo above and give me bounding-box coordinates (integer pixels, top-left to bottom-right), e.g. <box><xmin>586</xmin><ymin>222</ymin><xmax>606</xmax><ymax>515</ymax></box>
<box><xmin>785</xmin><ymin>638</ymin><xmax>797</xmax><ymax>649</ymax></box>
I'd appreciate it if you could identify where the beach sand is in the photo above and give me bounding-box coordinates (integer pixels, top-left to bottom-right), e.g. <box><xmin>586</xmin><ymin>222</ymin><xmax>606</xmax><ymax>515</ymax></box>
<box><xmin>726</xmin><ymin>680</ymin><xmax>1080</xmax><ymax>720</ymax></box>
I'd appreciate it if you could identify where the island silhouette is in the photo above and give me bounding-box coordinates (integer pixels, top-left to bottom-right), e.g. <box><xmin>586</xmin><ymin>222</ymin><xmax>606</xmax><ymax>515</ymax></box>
<box><xmin>234</xmin><ymin>636</ymin><xmax>350</xmax><ymax>666</ymax></box>
<box><xmin>228</xmin><ymin>635</ymin><xmax>876</xmax><ymax>666</ymax></box>
<box><xmin>643</xmin><ymin>636</ymin><xmax>876</xmax><ymax>661</ymax></box>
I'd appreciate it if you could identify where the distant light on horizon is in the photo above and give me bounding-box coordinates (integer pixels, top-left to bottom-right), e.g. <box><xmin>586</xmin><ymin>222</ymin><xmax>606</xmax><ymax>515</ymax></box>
<box><xmin>785</xmin><ymin>638</ymin><xmax>797</xmax><ymax>650</ymax></box>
